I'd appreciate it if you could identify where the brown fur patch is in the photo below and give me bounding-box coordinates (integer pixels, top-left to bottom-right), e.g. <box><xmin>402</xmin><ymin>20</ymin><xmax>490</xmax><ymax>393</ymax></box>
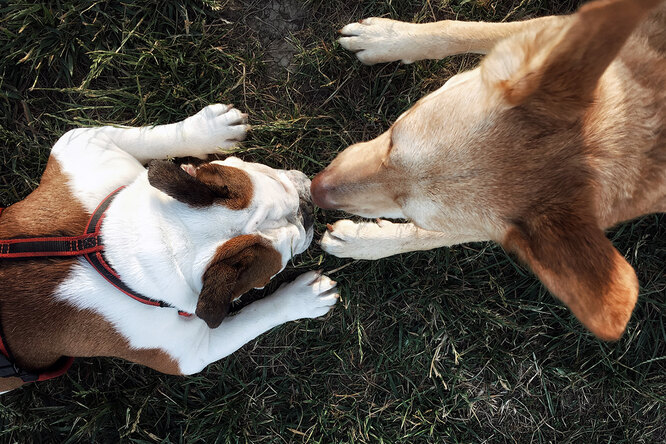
<box><xmin>503</xmin><ymin>210</ymin><xmax>639</xmax><ymax>340</ymax></box>
<box><xmin>0</xmin><ymin>157</ymin><xmax>181</xmax><ymax>391</ymax></box>
<box><xmin>147</xmin><ymin>161</ymin><xmax>253</xmax><ymax>210</ymax></box>
<box><xmin>641</xmin><ymin>2</ymin><xmax>666</xmax><ymax>54</ymax></box>
<box><xmin>195</xmin><ymin>163</ymin><xmax>253</xmax><ymax>210</ymax></box>
<box><xmin>468</xmin><ymin>1</ymin><xmax>661</xmax><ymax>338</ymax></box>
<box><xmin>147</xmin><ymin>160</ymin><xmax>224</xmax><ymax>207</ymax></box>
<box><xmin>196</xmin><ymin>234</ymin><xmax>283</xmax><ymax>329</ymax></box>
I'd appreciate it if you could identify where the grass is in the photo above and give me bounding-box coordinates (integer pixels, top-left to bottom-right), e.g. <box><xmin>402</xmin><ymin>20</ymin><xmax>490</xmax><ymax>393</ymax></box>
<box><xmin>1</xmin><ymin>0</ymin><xmax>664</xmax><ymax>442</ymax></box>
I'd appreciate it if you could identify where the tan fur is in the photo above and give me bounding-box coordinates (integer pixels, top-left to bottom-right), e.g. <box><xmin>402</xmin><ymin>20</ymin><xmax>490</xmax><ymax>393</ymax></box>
<box><xmin>316</xmin><ymin>0</ymin><xmax>665</xmax><ymax>339</ymax></box>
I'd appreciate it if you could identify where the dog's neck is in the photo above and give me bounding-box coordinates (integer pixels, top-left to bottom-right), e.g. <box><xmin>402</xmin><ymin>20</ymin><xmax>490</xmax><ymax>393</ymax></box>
<box><xmin>99</xmin><ymin>172</ymin><xmax>219</xmax><ymax>313</ymax></box>
<box><xmin>584</xmin><ymin>63</ymin><xmax>666</xmax><ymax>227</ymax></box>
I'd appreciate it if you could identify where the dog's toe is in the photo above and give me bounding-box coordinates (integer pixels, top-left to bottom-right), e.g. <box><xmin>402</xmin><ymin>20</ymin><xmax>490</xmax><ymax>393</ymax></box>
<box><xmin>339</xmin><ymin>22</ymin><xmax>364</xmax><ymax>37</ymax></box>
<box><xmin>278</xmin><ymin>272</ymin><xmax>339</xmax><ymax>319</ymax></box>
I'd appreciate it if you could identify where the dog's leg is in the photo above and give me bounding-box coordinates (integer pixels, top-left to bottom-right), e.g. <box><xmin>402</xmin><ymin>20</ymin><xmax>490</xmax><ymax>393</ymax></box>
<box><xmin>320</xmin><ymin>219</ymin><xmax>479</xmax><ymax>260</ymax></box>
<box><xmin>338</xmin><ymin>15</ymin><xmax>568</xmax><ymax>65</ymax></box>
<box><xmin>179</xmin><ymin>271</ymin><xmax>338</xmax><ymax>375</ymax></box>
<box><xmin>77</xmin><ymin>104</ymin><xmax>249</xmax><ymax>164</ymax></box>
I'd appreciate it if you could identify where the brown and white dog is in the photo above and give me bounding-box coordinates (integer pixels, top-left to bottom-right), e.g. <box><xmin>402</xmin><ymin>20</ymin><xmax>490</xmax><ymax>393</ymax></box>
<box><xmin>0</xmin><ymin>104</ymin><xmax>338</xmax><ymax>392</ymax></box>
<box><xmin>311</xmin><ymin>0</ymin><xmax>665</xmax><ymax>340</ymax></box>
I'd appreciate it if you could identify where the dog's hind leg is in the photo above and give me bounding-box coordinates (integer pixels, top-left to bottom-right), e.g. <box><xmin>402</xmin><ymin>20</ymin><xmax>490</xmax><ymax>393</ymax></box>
<box><xmin>338</xmin><ymin>15</ymin><xmax>568</xmax><ymax>65</ymax></box>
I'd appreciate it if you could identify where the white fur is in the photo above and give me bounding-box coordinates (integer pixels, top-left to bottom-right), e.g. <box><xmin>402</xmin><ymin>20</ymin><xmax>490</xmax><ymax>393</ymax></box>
<box><xmin>58</xmin><ymin>266</ymin><xmax>337</xmax><ymax>374</ymax></box>
<box><xmin>51</xmin><ymin>104</ymin><xmax>248</xmax><ymax>212</ymax></box>
<box><xmin>49</xmin><ymin>104</ymin><xmax>336</xmax><ymax>374</ymax></box>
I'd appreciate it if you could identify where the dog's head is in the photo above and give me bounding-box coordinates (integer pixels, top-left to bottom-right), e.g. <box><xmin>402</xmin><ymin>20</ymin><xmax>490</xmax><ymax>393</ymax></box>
<box><xmin>311</xmin><ymin>0</ymin><xmax>661</xmax><ymax>340</ymax></box>
<box><xmin>147</xmin><ymin>157</ymin><xmax>313</xmax><ymax>328</ymax></box>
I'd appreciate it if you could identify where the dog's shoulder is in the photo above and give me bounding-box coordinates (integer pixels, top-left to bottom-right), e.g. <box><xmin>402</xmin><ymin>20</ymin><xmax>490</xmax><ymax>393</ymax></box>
<box><xmin>50</xmin><ymin>128</ymin><xmax>146</xmax><ymax>212</ymax></box>
<box><xmin>0</xmin><ymin>156</ymin><xmax>88</xmax><ymax>238</ymax></box>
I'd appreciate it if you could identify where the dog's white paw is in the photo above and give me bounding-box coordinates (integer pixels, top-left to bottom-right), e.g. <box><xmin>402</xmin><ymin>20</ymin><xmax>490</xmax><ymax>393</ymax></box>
<box><xmin>338</xmin><ymin>18</ymin><xmax>418</xmax><ymax>65</ymax></box>
<box><xmin>321</xmin><ymin>219</ymin><xmax>402</xmax><ymax>260</ymax></box>
<box><xmin>182</xmin><ymin>104</ymin><xmax>249</xmax><ymax>157</ymax></box>
<box><xmin>274</xmin><ymin>271</ymin><xmax>339</xmax><ymax>321</ymax></box>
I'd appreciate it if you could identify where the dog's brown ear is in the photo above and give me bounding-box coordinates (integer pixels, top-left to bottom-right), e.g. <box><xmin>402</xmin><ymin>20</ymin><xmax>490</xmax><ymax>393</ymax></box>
<box><xmin>503</xmin><ymin>211</ymin><xmax>639</xmax><ymax>340</ymax></box>
<box><xmin>148</xmin><ymin>161</ymin><xmax>253</xmax><ymax>210</ymax></box>
<box><xmin>147</xmin><ymin>160</ymin><xmax>228</xmax><ymax>206</ymax></box>
<box><xmin>484</xmin><ymin>0</ymin><xmax>663</xmax><ymax>116</ymax></box>
<box><xmin>196</xmin><ymin>235</ymin><xmax>283</xmax><ymax>329</ymax></box>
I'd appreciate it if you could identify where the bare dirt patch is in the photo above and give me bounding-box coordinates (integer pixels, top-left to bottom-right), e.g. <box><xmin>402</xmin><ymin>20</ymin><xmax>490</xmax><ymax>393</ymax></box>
<box><xmin>245</xmin><ymin>0</ymin><xmax>307</xmax><ymax>74</ymax></box>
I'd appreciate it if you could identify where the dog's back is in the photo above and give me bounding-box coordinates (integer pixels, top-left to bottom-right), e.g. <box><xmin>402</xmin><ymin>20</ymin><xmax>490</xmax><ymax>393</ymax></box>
<box><xmin>592</xmin><ymin>2</ymin><xmax>666</xmax><ymax>224</ymax></box>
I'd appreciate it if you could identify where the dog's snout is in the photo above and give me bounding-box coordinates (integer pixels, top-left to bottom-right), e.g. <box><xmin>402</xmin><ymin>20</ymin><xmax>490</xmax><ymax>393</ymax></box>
<box><xmin>299</xmin><ymin>196</ymin><xmax>314</xmax><ymax>231</ymax></box>
<box><xmin>283</xmin><ymin>170</ymin><xmax>314</xmax><ymax>231</ymax></box>
<box><xmin>310</xmin><ymin>171</ymin><xmax>337</xmax><ymax>209</ymax></box>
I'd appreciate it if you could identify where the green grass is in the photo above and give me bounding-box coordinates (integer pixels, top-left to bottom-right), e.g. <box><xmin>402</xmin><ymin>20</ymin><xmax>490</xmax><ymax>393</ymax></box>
<box><xmin>1</xmin><ymin>0</ymin><xmax>664</xmax><ymax>442</ymax></box>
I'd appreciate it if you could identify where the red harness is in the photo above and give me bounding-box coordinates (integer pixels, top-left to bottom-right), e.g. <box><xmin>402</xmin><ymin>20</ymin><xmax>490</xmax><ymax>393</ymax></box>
<box><xmin>0</xmin><ymin>187</ymin><xmax>191</xmax><ymax>383</ymax></box>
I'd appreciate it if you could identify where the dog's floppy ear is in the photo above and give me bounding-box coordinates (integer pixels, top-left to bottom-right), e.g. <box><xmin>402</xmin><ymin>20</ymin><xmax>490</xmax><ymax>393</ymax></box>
<box><xmin>196</xmin><ymin>234</ymin><xmax>283</xmax><ymax>329</ymax></box>
<box><xmin>147</xmin><ymin>160</ymin><xmax>228</xmax><ymax>206</ymax></box>
<box><xmin>483</xmin><ymin>0</ymin><xmax>663</xmax><ymax>116</ymax></box>
<box><xmin>503</xmin><ymin>210</ymin><xmax>639</xmax><ymax>340</ymax></box>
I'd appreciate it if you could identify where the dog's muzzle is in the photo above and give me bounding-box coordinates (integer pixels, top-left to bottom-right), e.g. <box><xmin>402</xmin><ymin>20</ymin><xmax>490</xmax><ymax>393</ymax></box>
<box><xmin>299</xmin><ymin>194</ymin><xmax>314</xmax><ymax>232</ymax></box>
<box><xmin>284</xmin><ymin>170</ymin><xmax>314</xmax><ymax>232</ymax></box>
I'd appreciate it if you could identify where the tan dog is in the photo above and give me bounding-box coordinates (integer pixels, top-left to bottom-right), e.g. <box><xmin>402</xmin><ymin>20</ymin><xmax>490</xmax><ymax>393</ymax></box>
<box><xmin>311</xmin><ymin>0</ymin><xmax>666</xmax><ymax>340</ymax></box>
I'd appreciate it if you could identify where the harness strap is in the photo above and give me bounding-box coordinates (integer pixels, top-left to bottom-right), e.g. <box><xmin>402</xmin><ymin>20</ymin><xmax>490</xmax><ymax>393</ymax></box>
<box><xmin>0</xmin><ymin>201</ymin><xmax>104</xmax><ymax>258</ymax></box>
<box><xmin>0</xmin><ymin>232</ymin><xmax>102</xmax><ymax>258</ymax></box>
<box><xmin>80</xmin><ymin>189</ymin><xmax>192</xmax><ymax>317</ymax></box>
<box><xmin>83</xmin><ymin>250</ymin><xmax>190</xmax><ymax>317</ymax></box>
<box><xmin>0</xmin><ymin>187</ymin><xmax>192</xmax><ymax>382</ymax></box>
<box><xmin>0</xmin><ymin>188</ymin><xmax>191</xmax><ymax>316</ymax></box>
<box><xmin>0</xmin><ymin>351</ymin><xmax>73</xmax><ymax>382</ymax></box>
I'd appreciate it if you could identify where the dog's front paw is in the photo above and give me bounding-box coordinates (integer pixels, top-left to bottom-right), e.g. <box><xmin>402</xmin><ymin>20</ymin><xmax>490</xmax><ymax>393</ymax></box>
<box><xmin>182</xmin><ymin>104</ymin><xmax>249</xmax><ymax>157</ymax></box>
<box><xmin>274</xmin><ymin>271</ymin><xmax>339</xmax><ymax>321</ymax></box>
<box><xmin>338</xmin><ymin>18</ymin><xmax>419</xmax><ymax>65</ymax></box>
<box><xmin>321</xmin><ymin>219</ymin><xmax>400</xmax><ymax>260</ymax></box>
